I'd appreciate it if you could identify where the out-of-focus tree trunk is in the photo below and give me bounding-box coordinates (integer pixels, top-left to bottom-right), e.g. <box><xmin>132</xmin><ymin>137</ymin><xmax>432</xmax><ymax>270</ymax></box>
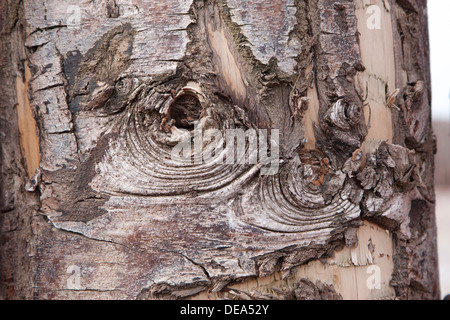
<box><xmin>0</xmin><ymin>0</ymin><xmax>439</xmax><ymax>299</ymax></box>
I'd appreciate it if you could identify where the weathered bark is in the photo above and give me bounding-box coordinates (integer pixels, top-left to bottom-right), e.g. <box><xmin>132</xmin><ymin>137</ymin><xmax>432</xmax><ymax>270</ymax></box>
<box><xmin>0</xmin><ymin>0</ymin><xmax>439</xmax><ymax>300</ymax></box>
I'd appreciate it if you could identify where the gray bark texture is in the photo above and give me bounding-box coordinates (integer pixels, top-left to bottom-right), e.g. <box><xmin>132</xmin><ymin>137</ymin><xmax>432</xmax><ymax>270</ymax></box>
<box><xmin>0</xmin><ymin>0</ymin><xmax>440</xmax><ymax>299</ymax></box>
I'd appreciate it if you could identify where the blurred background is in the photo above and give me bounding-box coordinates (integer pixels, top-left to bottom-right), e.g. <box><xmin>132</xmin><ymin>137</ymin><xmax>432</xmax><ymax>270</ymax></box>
<box><xmin>429</xmin><ymin>0</ymin><xmax>450</xmax><ymax>300</ymax></box>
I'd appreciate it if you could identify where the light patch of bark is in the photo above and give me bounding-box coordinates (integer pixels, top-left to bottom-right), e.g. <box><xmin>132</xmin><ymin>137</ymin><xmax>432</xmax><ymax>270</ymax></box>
<box><xmin>16</xmin><ymin>62</ymin><xmax>40</xmax><ymax>178</ymax></box>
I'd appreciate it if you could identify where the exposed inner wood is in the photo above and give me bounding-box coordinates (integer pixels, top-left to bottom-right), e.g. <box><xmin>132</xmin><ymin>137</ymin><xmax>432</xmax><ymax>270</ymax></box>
<box><xmin>302</xmin><ymin>64</ymin><xmax>320</xmax><ymax>150</ymax></box>
<box><xmin>191</xmin><ymin>221</ymin><xmax>394</xmax><ymax>300</ymax></box>
<box><xmin>15</xmin><ymin>61</ymin><xmax>40</xmax><ymax>178</ymax></box>
<box><xmin>355</xmin><ymin>0</ymin><xmax>396</xmax><ymax>158</ymax></box>
<box><xmin>204</xmin><ymin>6</ymin><xmax>247</xmax><ymax>105</ymax></box>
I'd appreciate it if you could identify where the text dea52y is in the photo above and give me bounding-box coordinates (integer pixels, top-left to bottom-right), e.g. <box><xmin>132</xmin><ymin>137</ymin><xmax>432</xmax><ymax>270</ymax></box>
<box><xmin>224</xmin><ymin>304</ymin><xmax>269</xmax><ymax>315</ymax></box>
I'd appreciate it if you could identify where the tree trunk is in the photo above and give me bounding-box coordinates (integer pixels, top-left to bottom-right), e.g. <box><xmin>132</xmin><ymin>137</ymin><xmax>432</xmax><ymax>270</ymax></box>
<box><xmin>0</xmin><ymin>0</ymin><xmax>440</xmax><ymax>300</ymax></box>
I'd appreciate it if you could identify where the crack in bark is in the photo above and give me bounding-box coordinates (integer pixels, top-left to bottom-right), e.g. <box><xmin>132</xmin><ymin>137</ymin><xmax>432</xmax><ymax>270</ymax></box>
<box><xmin>47</xmin><ymin>218</ymin><xmax>213</xmax><ymax>290</ymax></box>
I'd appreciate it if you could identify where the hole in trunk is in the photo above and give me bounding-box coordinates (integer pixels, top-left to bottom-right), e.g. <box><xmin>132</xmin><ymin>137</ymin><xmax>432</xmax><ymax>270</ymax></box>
<box><xmin>169</xmin><ymin>93</ymin><xmax>202</xmax><ymax>130</ymax></box>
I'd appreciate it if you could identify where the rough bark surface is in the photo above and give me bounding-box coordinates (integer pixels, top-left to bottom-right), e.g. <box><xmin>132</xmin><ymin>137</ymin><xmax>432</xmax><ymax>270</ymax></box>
<box><xmin>0</xmin><ymin>0</ymin><xmax>439</xmax><ymax>299</ymax></box>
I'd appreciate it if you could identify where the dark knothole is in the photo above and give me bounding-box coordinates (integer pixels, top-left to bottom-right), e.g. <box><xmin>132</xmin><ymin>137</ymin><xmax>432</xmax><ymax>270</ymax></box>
<box><xmin>169</xmin><ymin>93</ymin><xmax>202</xmax><ymax>130</ymax></box>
